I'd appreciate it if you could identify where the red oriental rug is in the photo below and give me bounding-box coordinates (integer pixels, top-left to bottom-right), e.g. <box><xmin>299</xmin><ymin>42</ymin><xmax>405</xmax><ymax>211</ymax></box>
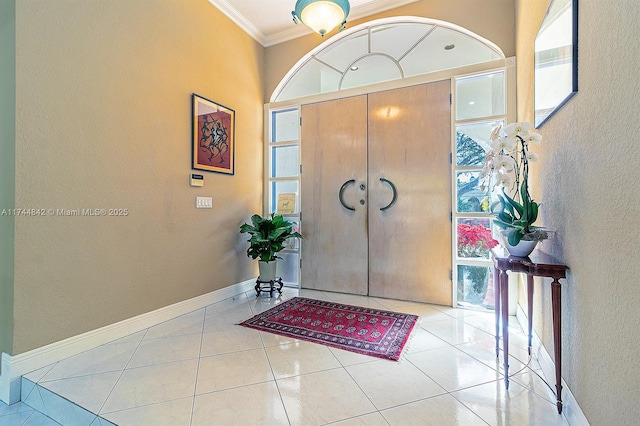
<box><xmin>239</xmin><ymin>297</ymin><xmax>418</xmax><ymax>361</ymax></box>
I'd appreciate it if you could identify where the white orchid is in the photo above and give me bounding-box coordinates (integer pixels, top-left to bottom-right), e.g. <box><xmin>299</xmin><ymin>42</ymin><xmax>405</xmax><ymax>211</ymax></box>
<box><xmin>494</xmin><ymin>171</ymin><xmax>512</xmax><ymax>188</ymax></box>
<box><xmin>480</xmin><ymin>122</ymin><xmax>546</xmax><ymax>245</ymax></box>
<box><xmin>490</xmin><ymin>135</ymin><xmax>517</xmax><ymax>152</ymax></box>
<box><xmin>524</xmin><ymin>131</ymin><xmax>542</xmax><ymax>145</ymax></box>
<box><xmin>504</xmin><ymin>122</ymin><xmax>532</xmax><ymax>137</ymax></box>
<box><xmin>481</xmin><ymin>122</ymin><xmax>542</xmax><ymax>193</ymax></box>
<box><xmin>490</xmin><ymin>125</ymin><xmax>502</xmax><ymax>141</ymax></box>
<box><xmin>492</xmin><ymin>155</ymin><xmax>516</xmax><ymax>172</ymax></box>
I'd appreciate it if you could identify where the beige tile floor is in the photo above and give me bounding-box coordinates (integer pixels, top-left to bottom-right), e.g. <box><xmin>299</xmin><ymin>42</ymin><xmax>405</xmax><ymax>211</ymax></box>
<box><xmin>0</xmin><ymin>287</ymin><xmax>570</xmax><ymax>426</ymax></box>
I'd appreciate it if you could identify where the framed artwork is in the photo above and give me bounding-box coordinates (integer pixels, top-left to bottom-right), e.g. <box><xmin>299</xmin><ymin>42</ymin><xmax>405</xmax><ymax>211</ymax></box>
<box><xmin>192</xmin><ymin>93</ymin><xmax>235</xmax><ymax>175</ymax></box>
<box><xmin>534</xmin><ymin>0</ymin><xmax>578</xmax><ymax>127</ymax></box>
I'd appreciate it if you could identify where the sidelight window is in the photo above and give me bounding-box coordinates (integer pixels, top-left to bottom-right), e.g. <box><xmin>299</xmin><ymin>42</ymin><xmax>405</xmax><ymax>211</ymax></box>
<box><xmin>267</xmin><ymin>107</ymin><xmax>301</xmax><ymax>286</ymax></box>
<box><xmin>454</xmin><ymin>70</ymin><xmax>508</xmax><ymax>310</ymax></box>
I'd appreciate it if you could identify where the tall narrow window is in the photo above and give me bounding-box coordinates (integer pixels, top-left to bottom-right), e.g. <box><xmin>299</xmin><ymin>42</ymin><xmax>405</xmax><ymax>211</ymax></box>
<box><xmin>268</xmin><ymin>107</ymin><xmax>301</xmax><ymax>286</ymax></box>
<box><xmin>454</xmin><ymin>71</ymin><xmax>507</xmax><ymax>310</ymax></box>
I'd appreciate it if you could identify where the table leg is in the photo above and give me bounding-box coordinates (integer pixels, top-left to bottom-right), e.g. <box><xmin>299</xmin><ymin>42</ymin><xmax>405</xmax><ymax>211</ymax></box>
<box><xmin>500</xmin><ymin>269</ymin><xmax>510</xmax><ymax>389</ymax></box>
<box><xmin>527</xmin><ymin>274</ymin><xmax>534</xmax><ymax>355</ymax></box>
<box><xmin>494</xmin><ymin>267</ymin><xmax>501</xmax><ymax>358</ymax></box>
<box><xmin>552</xmin><ymin>278</ymin><xmax>563</xmax><ymax>414</ymax></box>
<box><xmin>255</xmin><ymin>278</ymin><xmax>261</xmax><ymax>296</ymax></box>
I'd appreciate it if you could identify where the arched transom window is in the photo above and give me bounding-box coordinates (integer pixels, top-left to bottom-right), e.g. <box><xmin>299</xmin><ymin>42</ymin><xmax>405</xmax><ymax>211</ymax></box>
<box><xmin>271</xmin><ymin>16</ymin><xmax>505</xmax><ymax>102</ymax></box>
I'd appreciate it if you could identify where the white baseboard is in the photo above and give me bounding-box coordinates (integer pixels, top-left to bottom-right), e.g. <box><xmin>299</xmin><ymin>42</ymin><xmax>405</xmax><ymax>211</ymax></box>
<box><xmin>0</xmin><ymin>279</ymin><xmax>256</xmax><ymax>405</ymax></box>
<box><xmin>515</xmin><ymin>305</ymin><xmax>590</xmax><ymax>426</ymax></box>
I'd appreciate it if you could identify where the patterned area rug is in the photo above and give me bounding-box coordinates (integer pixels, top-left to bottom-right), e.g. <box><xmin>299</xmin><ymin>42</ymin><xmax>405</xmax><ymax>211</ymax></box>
<box><xmin>239</xmin><ymin>297</ymin><xmax>418</xmax><ymax>361</ymax></box>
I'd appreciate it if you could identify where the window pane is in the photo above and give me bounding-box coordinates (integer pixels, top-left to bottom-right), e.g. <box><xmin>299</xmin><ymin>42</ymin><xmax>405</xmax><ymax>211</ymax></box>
<box><xmin>272</xmin><ymin>109</ymin><xmax>299</xmax><ymax>142</ymax></box>
<box><xmin>271</xmin><ymin>145</ymin><xmax>298</xmax><ymax>178</ymax></box>
<box><xmin>371</xmin><ymin>23</ymin><xmax>434</xmax><ymax>62</ymax></box>
<box><xmin>276</xmin><ymin>252</ymin><xmax>299</xmax><ymax>286</ymax></box>
<box><xmin>280</xmin><ymin>215</ymin><xmax>301</xmax><ymax>251</ymax></box>
<box><xmin>278</xmin><ymin>58</ymin><xmax>341</xmax><ymax>101</ymax></box>
<box><xmin>456</xmin><ymin>218</ymin><xmax>497</xmax><ymax>259</ymax></box>
<box><xmin>456</xmin><ymin>171</ymin><xmax>492</xmax><ymax>213</ymax></box>
<box><xmin>270</xmin><ymin>181</ymin><xmax>299</xmax><ymax>214</ymax></box>
<box><xmin>456</xmin><ymin>71</ymin><xmax>505</xmax><ymax>120</ymax></box>
<box><xmin>340</xmin><ymin>55</ymin><xmax>402</xmax><ymax>90</ymax></box>
<box><xmin>402</xmin><ymin>27</ymin><xmax>502</xmax><ymax>78</ymax></box>
<box><xmin>457</xmin><ymin>264</ymin><xmax>495</xmax><ymax>309</ymax></box>
<box><xmin>456</xmin><ymin>120</ymin><xmax>503</xmax><ymax>166</ymax></box>
<box><xmin>315</xmin><ymin>28</ymin><xmax>369</xmax><ymax>71</ymax></box>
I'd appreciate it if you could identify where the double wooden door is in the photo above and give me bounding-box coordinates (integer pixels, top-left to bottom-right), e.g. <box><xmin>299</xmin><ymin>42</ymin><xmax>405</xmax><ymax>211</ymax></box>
<box><xmin>300</xmin><ymin>80</ymin><xmax>452</xmax><ymax>305</ymax></box>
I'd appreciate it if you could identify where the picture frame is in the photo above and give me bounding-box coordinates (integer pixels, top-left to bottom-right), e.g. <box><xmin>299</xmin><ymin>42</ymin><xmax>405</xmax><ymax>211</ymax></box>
<box><xmin>192</xmin><ymin>93</ymin><xmax>235</xmax><ymax>175</ymax></box>
<box><xmin>534</xmin><ymin>0</ymin><xmax>578</xmax><ymax>127</ymax></box>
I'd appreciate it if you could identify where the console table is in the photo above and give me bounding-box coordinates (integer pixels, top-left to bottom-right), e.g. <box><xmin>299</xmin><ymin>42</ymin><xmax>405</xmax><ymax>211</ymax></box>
<box><xmin>490</xmin><ymin>247</ymin><xmax>569</xmax><ymax>414</ymax></box>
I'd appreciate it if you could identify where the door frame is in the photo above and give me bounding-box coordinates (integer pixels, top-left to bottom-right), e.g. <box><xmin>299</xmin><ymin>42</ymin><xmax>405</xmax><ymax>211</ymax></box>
<box><xmin>265</xmin><ymin>58</ymin><xmax>516</xmax><ymax>306</ymax></box>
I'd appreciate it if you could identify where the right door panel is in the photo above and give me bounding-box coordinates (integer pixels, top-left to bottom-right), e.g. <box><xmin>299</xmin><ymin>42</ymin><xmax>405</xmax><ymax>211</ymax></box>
<box><xmin>368</xmin><ymin>81</ymin><xmax>452</xmax><ymax>304</ymax></box>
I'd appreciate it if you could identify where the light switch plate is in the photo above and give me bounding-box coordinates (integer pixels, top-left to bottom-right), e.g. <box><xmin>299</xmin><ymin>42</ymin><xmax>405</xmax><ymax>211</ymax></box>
<box><xmin>196</xmin><ymin>197</ymin><xmax>212</xmax><ymax>209</ymax></box>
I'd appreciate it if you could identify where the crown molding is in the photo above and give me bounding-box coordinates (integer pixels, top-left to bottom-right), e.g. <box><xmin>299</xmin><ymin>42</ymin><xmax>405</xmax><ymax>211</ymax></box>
<box><xmin>209</xmin><ymin>0</ymin><xmax>419</xmax><ymax>47</ymax></box>
<box><xmin>208</xmin><ymin>0</ymin><xmax>268</xmax><ymax>44</ymax></box>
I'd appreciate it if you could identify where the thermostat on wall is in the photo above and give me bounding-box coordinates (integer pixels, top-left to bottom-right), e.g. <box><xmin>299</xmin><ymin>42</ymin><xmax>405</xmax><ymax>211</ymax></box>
<box><xmin>190</xmin><ymin>174</ymin><xmax>204</xmax><ymax>187</ymax></box>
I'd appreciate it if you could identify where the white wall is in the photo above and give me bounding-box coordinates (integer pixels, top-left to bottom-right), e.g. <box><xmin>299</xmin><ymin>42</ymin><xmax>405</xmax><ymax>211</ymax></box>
<box><xmin>516</xmin><ymin>1</ymin><xmax>640</xmax><ymax>423</ymax></box>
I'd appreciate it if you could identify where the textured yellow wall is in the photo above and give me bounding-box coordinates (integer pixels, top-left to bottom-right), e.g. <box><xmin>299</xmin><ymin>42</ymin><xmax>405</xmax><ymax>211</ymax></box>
<box><xmin>516</xmin><ymin>0</ymin><xmax>640</xmax><ymax>423</ymax></box>
<box><xmin>0</xmin><ymin>0</ymin><xmax>16</xmax><ymax>357</ymax></box>
<box><xmin>265</xmin><ymin>0</ymin><xmax>516</xmax><ymax>102</ymax></box>
<box><xmin>12</xmin><ymin>0</ymin><xmax>264</xmax><ymax>353</ymax></box>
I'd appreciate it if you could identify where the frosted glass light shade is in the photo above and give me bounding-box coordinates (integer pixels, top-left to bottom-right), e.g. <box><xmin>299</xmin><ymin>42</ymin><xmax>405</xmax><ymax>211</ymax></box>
<box><xmin>294</xmin><ymin>0</ymin><xmax>350</xmax><ymax>36</ymax></box>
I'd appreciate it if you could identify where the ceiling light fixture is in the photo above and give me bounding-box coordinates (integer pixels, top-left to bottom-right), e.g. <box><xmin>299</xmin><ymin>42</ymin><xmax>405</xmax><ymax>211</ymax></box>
<box><xmin>292</xmin><ymin>0</ymin><xmax>350</xmax><ymax>37</ymax></box>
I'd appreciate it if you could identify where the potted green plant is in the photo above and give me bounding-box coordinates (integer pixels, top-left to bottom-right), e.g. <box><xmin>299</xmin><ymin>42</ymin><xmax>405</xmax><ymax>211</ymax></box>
<box><xmin>481</xmin><ymin>122</ymin><xmax>548</xmax><ymax>256</ymax></box>
<box><xmin>239</xmin><ymin>213</ymin><xmax>302</xmax><ymax>281</ymax></box>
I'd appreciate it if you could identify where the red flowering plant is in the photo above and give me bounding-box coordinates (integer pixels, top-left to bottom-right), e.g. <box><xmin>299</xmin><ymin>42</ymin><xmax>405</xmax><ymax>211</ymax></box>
<box><xmin>457</xmin><ymin>222</ymin><xmax>499</xmax><ymax>259</ymax></box>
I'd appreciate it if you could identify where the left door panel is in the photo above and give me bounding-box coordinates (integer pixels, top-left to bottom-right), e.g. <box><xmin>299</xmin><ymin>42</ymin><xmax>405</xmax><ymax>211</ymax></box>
<box><xmin>300</xmin><ymin>96</ymin><xmax>369</xmax><ymax>294</ymax></box>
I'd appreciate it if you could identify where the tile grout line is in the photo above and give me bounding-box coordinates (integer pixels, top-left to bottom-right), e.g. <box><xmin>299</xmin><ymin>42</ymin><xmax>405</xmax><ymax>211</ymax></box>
<box><xmin>339</xmin><ymin>355</ymin><xmax>391</xmax><ymax>422</ymax></box>
<box><xmin>401</xmin><ymin>327</ymin><xmax>513</xmax><ymax>422</ymax></box>
<box><xmin>254</xmin><ymin>292</ymin><xmax>294</xmax><ymax>426</ymax></box>
<box><xmin>188</xmin><ymin>303</ymin><xmax>208</xmax><ymax>426</ymax></box>
<box><xmin>94</xmin><ymin>327</ymin><xmax>150</xmax><ymax>420</ymax></box>
<box><xmin>447</xmin><ymin>392</ymin><xmax>492</xmax><ymax>426</ymax></box>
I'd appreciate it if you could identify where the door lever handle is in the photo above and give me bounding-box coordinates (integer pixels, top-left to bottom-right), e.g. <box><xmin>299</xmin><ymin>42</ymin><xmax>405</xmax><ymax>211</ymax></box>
<box><xmin>339</xmin><ymin>179</ymin><xmax>356</xmax><ymax>211</ymax></box>
<box><xmin>380</xmin><ymin>178</ymin><xmax>397</xmax><ymax>211</ymax></box>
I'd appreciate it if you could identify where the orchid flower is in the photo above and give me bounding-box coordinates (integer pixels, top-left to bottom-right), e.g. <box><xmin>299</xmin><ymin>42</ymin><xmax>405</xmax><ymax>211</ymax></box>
<box><xmin>504</xmin><ymin>122</ymin><xmax>532</xmax><ymax>137</ymax></box>
<box><xmin>490</xmin><ymin>136</ymin><xmax>517</xmax><ymax>152</ymax></box>
<box><xmin>523</xmin><ymin>131</ymin><xmax>542</xmax><ymax>145</ymax></box>
<box><xmin>494</xmin><ymin>171</ymin><xmax>512</xmax><ymax>188</ymax></box>
<box><xmin>493</xmin><ymin>155</ymin><xmax>516</xmax><ymax>172</ymax></box>
<box><xmin>490</xmin><ymin>125</ymin><xmax>502</xmax><ymax>141</ymax></box>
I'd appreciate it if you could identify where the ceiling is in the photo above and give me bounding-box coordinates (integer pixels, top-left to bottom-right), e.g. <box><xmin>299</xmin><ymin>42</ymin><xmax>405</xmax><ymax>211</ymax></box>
<box><xmin>208</xmin><ymin>0</ymin><xmax>419</xmax><ymax>46</ymax></box>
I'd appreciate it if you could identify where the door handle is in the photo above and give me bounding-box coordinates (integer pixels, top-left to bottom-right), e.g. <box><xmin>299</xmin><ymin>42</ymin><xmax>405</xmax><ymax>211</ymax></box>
<box><xmin>339</xmin><ymin>179</ymin><xmax>356</xmax><ymax>211</ymax></box>
<box><xmin>379</xmin><ymin>178</ymin><xmax>397</xmax><ymax>211</ymax></box>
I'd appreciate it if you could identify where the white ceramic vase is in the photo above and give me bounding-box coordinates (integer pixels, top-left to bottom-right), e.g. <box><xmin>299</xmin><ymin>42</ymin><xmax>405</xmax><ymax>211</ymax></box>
<box><xmin>258</xmin><ymin>260</ymin><xmax>277</xmax><ymax>281</ymax></box>
<box><xmin>504</xmin><ymin>239</ymin><xmax>538</xmax><ymax>257</ymax></box>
